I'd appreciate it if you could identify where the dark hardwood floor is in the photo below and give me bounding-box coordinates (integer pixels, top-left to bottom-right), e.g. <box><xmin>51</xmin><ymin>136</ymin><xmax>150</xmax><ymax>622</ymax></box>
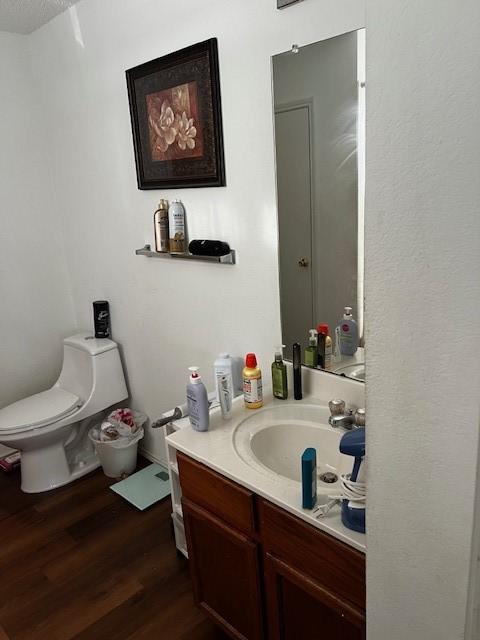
<box><xmin>0</xmin><ymin>459</ymin><xmax>227</xmax><ymax>640</ymax></box>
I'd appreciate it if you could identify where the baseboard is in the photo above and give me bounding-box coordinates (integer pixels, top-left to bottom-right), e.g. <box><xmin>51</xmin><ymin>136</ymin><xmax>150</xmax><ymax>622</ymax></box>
<box><xmin>139</xmin><ymin>447</ymin><xmax>167</xmax><ymax>467</ymax></box>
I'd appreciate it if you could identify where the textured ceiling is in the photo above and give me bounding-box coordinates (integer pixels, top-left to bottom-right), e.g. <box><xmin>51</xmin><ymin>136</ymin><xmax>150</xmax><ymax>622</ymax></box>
<box><xmin>0</xmin><ymin>0</ymin><xmax>82</xmax><ymax>35</ymax></box>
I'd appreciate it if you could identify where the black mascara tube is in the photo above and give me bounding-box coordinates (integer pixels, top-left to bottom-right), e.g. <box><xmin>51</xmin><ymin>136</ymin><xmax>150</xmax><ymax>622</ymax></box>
<box><xmin>293</xmin><ymin>342</ymin><xmax>302</xmax><ymax>400</ymax></box>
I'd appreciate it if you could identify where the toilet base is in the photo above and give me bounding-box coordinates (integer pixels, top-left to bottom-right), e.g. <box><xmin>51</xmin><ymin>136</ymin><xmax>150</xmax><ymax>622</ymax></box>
<box><xmin>10</xmin><ymin>417</ymin><xmax>103</xmax><ymax>494</ymax></box>
<box><xmin>21</xmin><ymin>445</ymin><xmax>101</xmax><ymax>493</ymax></box>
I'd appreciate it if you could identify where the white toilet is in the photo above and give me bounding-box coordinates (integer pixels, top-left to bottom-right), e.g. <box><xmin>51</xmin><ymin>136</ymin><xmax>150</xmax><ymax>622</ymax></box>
<box><xmin>0</xmin><ymin>332</ymin><xmax>128</xmax><ymax>493</ymax></box>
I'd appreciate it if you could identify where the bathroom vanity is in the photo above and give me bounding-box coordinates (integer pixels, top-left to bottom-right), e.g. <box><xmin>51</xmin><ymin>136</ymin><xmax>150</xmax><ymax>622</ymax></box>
<box><xmin>179</xmin><ymin>452</ymin><xmax>365</xmax><ymax>639</ymax></box>
<box><xmin>166</xmin><ymin>368</ymin><xmax>366</xmax><ymax>640</ymax></box>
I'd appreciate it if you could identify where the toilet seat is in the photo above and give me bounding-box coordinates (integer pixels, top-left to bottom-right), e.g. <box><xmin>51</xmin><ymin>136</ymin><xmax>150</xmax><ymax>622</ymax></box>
<box><xmin>0</xmin><ymin>388</ymin><xmax>82</xmax><ymax>434</ymax></box>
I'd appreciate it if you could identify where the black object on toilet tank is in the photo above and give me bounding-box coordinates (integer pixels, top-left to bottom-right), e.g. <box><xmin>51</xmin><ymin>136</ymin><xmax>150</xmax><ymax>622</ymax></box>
<box><xmin>93</xmin><ymin>300</ymin><xmax>111</xmax><ymax>339</ymax></box>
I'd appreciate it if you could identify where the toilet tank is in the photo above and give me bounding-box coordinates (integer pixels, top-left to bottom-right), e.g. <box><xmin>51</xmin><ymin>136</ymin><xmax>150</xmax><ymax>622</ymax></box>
<box><xmin>56</xmin><ymin>333</ymin><xmax>128</xmax><ymax>412</ymax></box>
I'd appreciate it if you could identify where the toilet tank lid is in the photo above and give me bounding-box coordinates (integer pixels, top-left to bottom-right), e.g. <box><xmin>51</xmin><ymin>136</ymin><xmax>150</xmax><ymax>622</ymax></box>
<box><xmin>64</xmin><ymin>332</ymin><xmax>118</xmax><ymax>356</ymax></box>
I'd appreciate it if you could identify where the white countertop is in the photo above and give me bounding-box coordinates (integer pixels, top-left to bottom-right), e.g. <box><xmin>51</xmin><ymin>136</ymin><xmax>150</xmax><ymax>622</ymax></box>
<box><xmin>166</xmin><ymin>374</ymin><xmax>366</xmax><ymax>553</ymax></box>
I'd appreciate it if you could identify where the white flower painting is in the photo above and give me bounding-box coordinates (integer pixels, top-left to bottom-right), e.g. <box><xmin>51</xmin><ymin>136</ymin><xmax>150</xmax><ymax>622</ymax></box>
<box><xmin>146</xmin><ymin>82</ymin><xmax>202</xmax><ymax>161</ymax></box>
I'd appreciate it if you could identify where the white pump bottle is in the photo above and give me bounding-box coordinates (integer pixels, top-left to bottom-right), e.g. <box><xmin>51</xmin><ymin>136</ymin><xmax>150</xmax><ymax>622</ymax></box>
<box><xmin>186</xmin><ymin>367</ymin><xmax>209</xmax><ymax>431</ymax></box>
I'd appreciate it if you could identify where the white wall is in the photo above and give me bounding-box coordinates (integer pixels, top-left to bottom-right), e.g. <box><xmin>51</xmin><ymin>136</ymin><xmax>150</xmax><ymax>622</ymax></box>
<box><xmin>28</xmin><ymin>0</ymin><xmax>365</xmax><ymax>462</ymax></box>
<box><xmin>365</xmin><ymin>1</ymin><xmax>480</xmax><ymax>639</ymax></box>
<box><xmin>0</xmin><ymin>32</ymin><xmax>75</xmax><ymax>412</ymax></box>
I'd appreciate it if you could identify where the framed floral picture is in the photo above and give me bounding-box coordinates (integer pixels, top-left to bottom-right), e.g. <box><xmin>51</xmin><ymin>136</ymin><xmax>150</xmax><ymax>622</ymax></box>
<box><xmin>126</xmin><ymin>38</ymin><xmax>226</xmax><ymax>189</ymax></box>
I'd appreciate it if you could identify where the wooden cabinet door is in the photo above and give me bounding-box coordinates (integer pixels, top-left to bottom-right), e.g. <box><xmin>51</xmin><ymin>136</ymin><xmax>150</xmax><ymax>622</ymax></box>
<box><xmin>265</xmin><ymin>552</ymin><xmax>365</xmax><ymax>640</ymax></box>
<box><xmin>182</xmin><ymin>497</ymin><xmax>264</xmax><ymax>640</ymax></box>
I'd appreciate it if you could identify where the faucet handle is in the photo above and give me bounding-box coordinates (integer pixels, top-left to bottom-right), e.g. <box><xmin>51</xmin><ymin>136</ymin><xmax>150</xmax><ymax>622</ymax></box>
<box><xmin>329</xmin><ymin>399</ymin><xmax>346</xmax><ymax>416</ymax></box>
<box><xmin>354</xmin><ymin>408</ymin><xmax>366</xmax><ymax>427</ymax></box>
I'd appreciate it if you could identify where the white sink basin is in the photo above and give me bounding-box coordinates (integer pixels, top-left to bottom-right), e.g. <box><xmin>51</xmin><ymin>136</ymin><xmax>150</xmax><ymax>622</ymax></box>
<box><xmin>232</xmin><ymin>404</ymin><xmax>351</xmax><ymax>495</ymax></box>
<box><xmin>334</xmin><ymin>362</ymin><xmax>365</xmax><ymax>381</ymax></box>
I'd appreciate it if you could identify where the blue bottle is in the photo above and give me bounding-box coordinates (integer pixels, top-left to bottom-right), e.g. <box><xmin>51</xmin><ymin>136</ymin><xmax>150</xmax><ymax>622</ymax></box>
<box><xmin>301</xmin><ymin>448</ymin><xmax>317</xmax><ymax>509</ymax></box>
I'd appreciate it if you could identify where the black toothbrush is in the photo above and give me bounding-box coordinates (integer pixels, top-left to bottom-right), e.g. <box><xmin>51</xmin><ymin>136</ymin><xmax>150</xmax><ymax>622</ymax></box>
<box><xmin>293</xmin><ymin>342</ymin><xmax>302</xmax><ymax>400</ymax></box>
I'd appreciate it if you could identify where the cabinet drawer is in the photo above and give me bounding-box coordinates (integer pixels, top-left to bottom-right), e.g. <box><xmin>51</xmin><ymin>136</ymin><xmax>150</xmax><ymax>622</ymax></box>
<box><xmin>177</xmin><ymin>452</ymin><xmax>256</xmax><ymax>535</ymax></box>
<box><xmin>259</xmin><ymin>499</ymin><xmax>365</xmax><ymax>610</ymax></box>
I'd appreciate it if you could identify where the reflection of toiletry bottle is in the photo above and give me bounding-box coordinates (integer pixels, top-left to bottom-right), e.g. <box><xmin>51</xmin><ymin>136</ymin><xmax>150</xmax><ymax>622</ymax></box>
<box><xmin>334</xmin><ymin>326</ymin><xmax>342</xmax><ymax>362</ymax></box>
<box><xmin>93</xmin><ymin>300</ymin><xmax>111</xmax><ymax>338</ymax></box>
<box><xmin>243</xmin><ymin>353</ymin><xmax>263</xmax><ymax>409</ymax></box>
<box><xmin>337</xmin><ymin>306</ymin><xmax>359</xmax><ymax>356</ymax></box>
<box><xmin>154</xmin><ymin>199</ymin><xmax>169</xmax><ymax>252</ymax></box>
<box><xmin>304</xmin><ymin>329</ymin><xmax>318</xmax><ymax>368</ymax></box>
<box><xmin>271</xmin><ymin>345</ymin><xmax>288</xmax><ymax>400</ymax></box>
<box><xmin>317</xmin><ymin>325</ymin><xmax>325</xmax><ymax>368</ymax></box>
<box><xmin>293</xmin><ymin>342</ymin><xmax>302</xmax><ymax>400</ymax></box>
<box><xmin>169</xmin><ymin>200</ymin><xmax>186</xmax><ymax>254</ymax></box>
<box><xmin>214</xmin><ymin>353</ymin><xmax>234</xmax><ymax>419</ymax></box>
<box><xmin>302</xmin><ymin>447</ymin><xmax>317</xmax><ymax>509</ymax></box>
<box><xmin>317</xmin><ymin>324</ymin><xmax>332</xmax><ymax>371</ymax></box>
<box><xmin>186</xmin><ymin>367</ymin><xmax>209</xmax><ymax>431</ymax></box>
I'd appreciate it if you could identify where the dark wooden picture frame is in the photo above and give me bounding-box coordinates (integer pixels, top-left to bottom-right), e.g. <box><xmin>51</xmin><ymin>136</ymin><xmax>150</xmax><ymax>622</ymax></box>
<box><xmin>126</xmin><ymin>38</ymin><xmax>226</xmax><ymax>189</ymax></box>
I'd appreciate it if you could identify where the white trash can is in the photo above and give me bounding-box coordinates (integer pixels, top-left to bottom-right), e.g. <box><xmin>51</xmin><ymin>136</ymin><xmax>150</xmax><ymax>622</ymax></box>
<box><xmin>89</xmin><ymin>412</ymin><xmax>147</xmax><ymax>478</ymax></box>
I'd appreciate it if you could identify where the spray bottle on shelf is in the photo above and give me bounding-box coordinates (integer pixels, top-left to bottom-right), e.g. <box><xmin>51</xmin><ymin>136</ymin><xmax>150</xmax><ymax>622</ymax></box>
<box><xmin>169</xmin><ymin>200</ymin><xmax>187</xmax><ymax>254</ymax></box>
<box><xmin>271</xmin><ymin>345</ymin><xmax>288</xmax><ymax>400</ymax></box>
<box><xmin>243</xmin><ymin>353</ymin><xmax>263</xmax><ymax>409</ymax></box>
<box><xmin>153</xmin><ymin>199</ymin><xmax>169</xmax><ymax>252</ymax></box>
<box><xmin>186</xmin><ymin>367</ymin><xmax>209</xmax><ymax>431</ymax></box>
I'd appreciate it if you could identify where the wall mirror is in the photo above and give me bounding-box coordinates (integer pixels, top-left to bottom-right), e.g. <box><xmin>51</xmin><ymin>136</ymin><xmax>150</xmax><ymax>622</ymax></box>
<box><xmin>272</xmin><ymin>29</ymin><xmax>365</xmax><ymax>382</ymax></box>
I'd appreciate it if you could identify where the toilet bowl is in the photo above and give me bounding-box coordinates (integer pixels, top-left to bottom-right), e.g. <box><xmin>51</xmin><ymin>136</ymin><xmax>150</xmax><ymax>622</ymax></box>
<box><xmin>0</xmin><ymin>332</ymin><xmax>128</xmax><ymax>493</ymax></box>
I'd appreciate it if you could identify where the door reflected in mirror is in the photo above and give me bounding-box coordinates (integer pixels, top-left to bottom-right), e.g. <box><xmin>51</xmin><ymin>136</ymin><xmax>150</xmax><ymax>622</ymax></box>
<box><xmin>272</xmin><ymin>29</ymin><xmax>365</xmax><ymax>382</ymax></box>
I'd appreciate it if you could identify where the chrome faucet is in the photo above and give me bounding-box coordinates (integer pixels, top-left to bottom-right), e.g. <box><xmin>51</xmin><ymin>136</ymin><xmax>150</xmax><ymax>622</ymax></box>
<box><xmin>328</xmin><ymin>399</ymin><xmax>365</xmax><ymax>430</ymax></box>
<box><xmin>329</xmin><ymin>411</ymin><xmax>355</xmax><ymax>429</ymax></box>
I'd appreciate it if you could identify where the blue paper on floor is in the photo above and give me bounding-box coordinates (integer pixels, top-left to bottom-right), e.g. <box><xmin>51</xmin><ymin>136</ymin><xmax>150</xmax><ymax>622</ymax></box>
<box><xmin>110</xmin><ymin>463</ymin><xmax>171</xmax><ymax>510</ymax></box>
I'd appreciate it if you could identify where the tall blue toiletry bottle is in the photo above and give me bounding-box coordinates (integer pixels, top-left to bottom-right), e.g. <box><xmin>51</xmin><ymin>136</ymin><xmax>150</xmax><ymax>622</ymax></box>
<box><xmin>186</xmin><ymin>367</ymin><xmax>209</xmax><ymax>431</ymax></box>
<box><xmin>301</xmin><ymin>448</ymin><xmax>317</xmax><ymax>509</ymax></box>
